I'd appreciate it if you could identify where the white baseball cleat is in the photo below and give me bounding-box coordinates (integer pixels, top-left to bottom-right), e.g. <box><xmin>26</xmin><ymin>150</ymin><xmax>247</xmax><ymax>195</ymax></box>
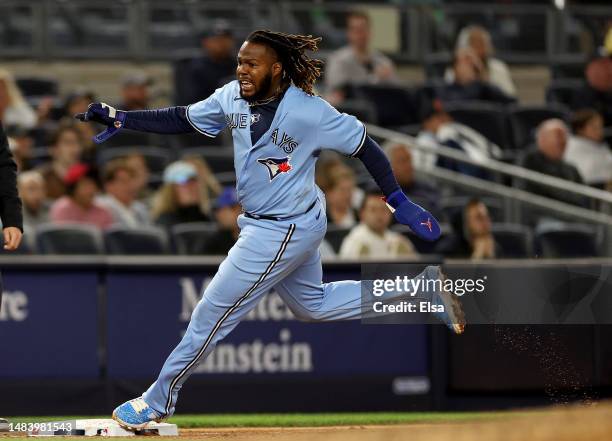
<box><xmin>0</xmin><ymin>418</ymin><xmax>9</xmax><ymax>432</ymax></box>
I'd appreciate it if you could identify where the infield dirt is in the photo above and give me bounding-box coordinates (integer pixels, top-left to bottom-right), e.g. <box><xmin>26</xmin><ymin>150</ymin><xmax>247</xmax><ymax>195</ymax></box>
<box><xmin>2</xmin><ymin>401</ymin><xmax>611</xmax><ymax>441</ymax></box>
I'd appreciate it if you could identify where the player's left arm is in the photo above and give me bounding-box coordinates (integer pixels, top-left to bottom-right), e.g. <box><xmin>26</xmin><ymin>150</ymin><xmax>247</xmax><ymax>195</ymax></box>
<box><xmin>356</xmin><ymin>136</ymin><xmax>441</xmax><ymax>241</ymax></box>
<box><xmin>75</xmin><ymin>85</ymin><xmax>228</xmax><ymax>144</ymax></box>
<box><xmin>317</xmin><ymin>101</ymin><xmax>440</xmax><ymax>241</ymax></box>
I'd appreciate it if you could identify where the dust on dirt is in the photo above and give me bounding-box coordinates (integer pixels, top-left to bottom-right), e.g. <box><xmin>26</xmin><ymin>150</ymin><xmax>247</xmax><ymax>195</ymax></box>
<box><xmin>2</xmin><ymin>402</ymin><xmax>611</xmax><ymax>441</ymax></box>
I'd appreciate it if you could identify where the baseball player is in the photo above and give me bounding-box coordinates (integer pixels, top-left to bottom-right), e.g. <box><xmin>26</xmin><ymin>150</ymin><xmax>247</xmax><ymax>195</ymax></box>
<box><xmin>75</xmin><ymin>30</ymin><xmax>465</xmax><ymax>430</ymax></box>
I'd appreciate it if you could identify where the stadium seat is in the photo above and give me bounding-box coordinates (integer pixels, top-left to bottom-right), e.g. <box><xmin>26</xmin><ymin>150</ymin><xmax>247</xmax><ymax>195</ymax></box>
<box><xmin>324</xmin><ymin>226</ymin><xmax>351</xmax><ymax>253</ymax></box>
<box><xmin>104</xmin><ymin>226</ymin><xmax>170</xmax><ymax>255</ymax></box>
<box><xmin>15</xmin><ymin>77</ymin><xmax>59</xmax><ymax>98</ymax></box>
<box><xmin>490</xmin><ymin>223</ymin><xmax>533</xmax><ymax>258</ymax></box>
<box><xmin>444</xmin><ymin>102</ymin><xmax>513</xmax><ymax>150</ymax></box>
<box><xmin>549</xmin><ymin>54</ymin><xmax>588</xmax><ymax>79</ymax></box>
<box><xmin>336</xmin><ymin>100</ymin><xmax>378</xmax><ymax>125</ymax></box>
<box><xmin>178</xmin><ymin>148</ymin><xmax>235</xmax><ymax>174</ymax></box>
<box><xmin>545</xmin><ymin>79</ymin><xmax>584</xmax><ymax>108</ymax></box>
<box><xmin>35</xmin><ymin>223</ymin><xmax>104</xmax><ymax>254</ymax></box>
<box><xmin>352</xmin><ymin>85</ymin><xmax>419</xmax><ymax>127</ymax></box>
<box><xmin>508</xmin><ymin>104</ymin><xmax>570</xmax><ymax>150</ymax></box>
<box><xmin>423</xmin><ymin>52</ymin><xmax>452</xmax><ymax>79</ymax></box>
<box><xmin>535</xmin><ymin>224</ymin><xmax>599</xmax><ymax>258</ymax></box>
<box><xmin>171</xmin><ymin>222</ymin><xmax>219</xmax><ymax>255</ymax></box>
<box><xmin>96</xmin><ymin>147</ymin><xmax>174</xmax><ymax>176</ymax></box>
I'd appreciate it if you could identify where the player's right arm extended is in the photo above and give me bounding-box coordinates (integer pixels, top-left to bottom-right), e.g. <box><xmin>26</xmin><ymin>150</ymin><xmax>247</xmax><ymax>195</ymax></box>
<box><xmin>75</xmin><ymin>103</ymin><xmax>195</xmax><ymax>143</ymax></box>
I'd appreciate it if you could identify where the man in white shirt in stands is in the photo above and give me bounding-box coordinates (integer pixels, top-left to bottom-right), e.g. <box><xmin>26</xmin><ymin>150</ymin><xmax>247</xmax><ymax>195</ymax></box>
<box><xmin>324</xmin><ymin>10</ymin><xmax>398</xmax><ymax>105</ymax></box>
<box><xmin>340</xmin><ymin>189</ymin><xmax>417</xmax><ymax>259</ymax></box>
<box><xmin>564</xmin><ymin>108</ymin><xmax>612</xmax><ymax>190</ymax></box>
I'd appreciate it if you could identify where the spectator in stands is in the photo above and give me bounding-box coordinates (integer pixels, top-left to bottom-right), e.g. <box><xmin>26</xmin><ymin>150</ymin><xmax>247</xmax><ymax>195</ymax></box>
<box><xmin>571</xmin><ymin>57</ymin><xmax>612</xmax><ymax>126</ymax></box>
<box><xmin>49</xmin><ymin>163</ymin><xmax>113</xmax><ymax>229</ymax></box>
<box><xmin>438</xmin><ymin>47</ymin><xmax>515</xmax><ymax>105</ymax></box>
<box><xmin>6</xmin><ymin>126</ymin><xmax>34</xmax><ymax>171</ymax></box>
<box><xmin>385</xmin><ymin>143</ymin><xmax>441</xmax><ymax>211</ymax></box>
<box><xmin>124</xmin><ymin>153</ymin><xmax>152</xmax><ymax>202</ymax></box>
<box><xmin>318</xmin><ymin>161</ymin><xmax>359</xmax><ymax>228</ymax></box>
<box><xmin>97</xmin><ymin>159</ymin><xmax>150</xmax><ymax>228</ymax></box>
<box><xmin>202</xmin><ymin>187</ymin><xmax>241</xmax><ymax>255</ymax></box>
<box><xmin>447</xmin><ymin>26</ymin><xmax>516</xmax><ymax>97</ymax></box>
<box><xmin>117</xmin><ymin>72</ymin><xmax>152</xmax><ymax>111</ymax></box>
<box><xmin>17</xmin><ymin>170</ymin><xmax>49</xmax><ymax>231</ymax></box>
<box><xmin>182</xmin><ymin>155</ymin><xmax>222</xmax><ymax>220</ymax></box>
<box><xmin>416</xmin><ymin>99</ymin><xmax>502</xmax><ymax>179</ymax></box>
<box><xmin>521</xmin><ymin>119</ymin><xmax>584</xmax><ymax>206</ymax></box>
<box><xmin>152</xmin><ymin>161</ymin><xmax>211</xmax><ymax>227</ymax></box>
<box><xmin>324</xmin><ymin>10</ymin><xmax>398</xmax><ymax>105</ymax></box>
<box><xmin>564</xmin><ymin>109</ymin><xmax>612</xmax><ymax>189</ymax></box>
<box><xmin>0</xmin><ymin>69</ymin><xmax>37</xmax><ymax>130</ymax></box>
<box><xmin>176</xmin><ymin>21</ymin><xmax>236</xmax><ymax>105</ymax></box>
<box><xmin>339</xmin><ymin>190</ymin><xmax>417</xmax><ymax>259</ymax></box>
<box><xmin>437</xmin><ymin>198</ymin><xmax>501</xmax><ymax>259</ymax></box>
<box><xmin>36</xmin><ymin>123</ymin><xmax>84</xmax><ymax>199</ymax></box>
<box><xmin>65</xmin><ymin>89</ymin><xmax>97</xmax><ymax>154</ymax></box>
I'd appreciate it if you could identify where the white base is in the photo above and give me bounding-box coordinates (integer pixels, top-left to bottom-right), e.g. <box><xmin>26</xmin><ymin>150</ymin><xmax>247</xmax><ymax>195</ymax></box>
<box><xmin>28</xmin><ymin>419</ymin><xmax>178</xmax><ymax>437</ymax></box>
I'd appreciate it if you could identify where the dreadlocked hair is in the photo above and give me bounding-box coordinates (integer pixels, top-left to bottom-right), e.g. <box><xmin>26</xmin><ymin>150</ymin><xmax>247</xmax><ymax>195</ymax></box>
<box><xmin>246</xmin><ymin>30</ymin><xmax>323</xmax><ymax>96</ymax></box>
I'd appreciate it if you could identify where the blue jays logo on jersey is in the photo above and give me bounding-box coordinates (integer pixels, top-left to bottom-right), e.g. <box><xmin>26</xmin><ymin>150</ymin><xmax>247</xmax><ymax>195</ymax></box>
<box><xmin>250</xmin><ymin>113</ymin><xmax>261</xmax><ymax>125</ymax></box>
<box><xmin>257</xmin><ymin>157</ymin><xmax>292</xmax><ymax>181</ymax></box>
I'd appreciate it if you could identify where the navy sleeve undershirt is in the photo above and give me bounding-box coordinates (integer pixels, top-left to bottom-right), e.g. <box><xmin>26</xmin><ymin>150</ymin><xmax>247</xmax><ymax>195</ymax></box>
<box><xmin>123</xmin><ymin>106</ymin><xmax>195</xmax><ymax>134</ymax></box>
<box><xmin>355</xmin><ymin>136</ymin><xmax>401</xmax><ymax>198</ymax></box>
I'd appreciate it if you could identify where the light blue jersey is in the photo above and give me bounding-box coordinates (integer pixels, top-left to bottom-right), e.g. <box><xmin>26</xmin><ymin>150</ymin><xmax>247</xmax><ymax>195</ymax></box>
<box><xmin>186</xmin><ymin>81</ymin><xmax>366</xmax><ymax>217</ymax></box>
<box><xmin>139</xmin><ymin>81</ymin><xmax>443</xmax><ymax>418</ymax></box>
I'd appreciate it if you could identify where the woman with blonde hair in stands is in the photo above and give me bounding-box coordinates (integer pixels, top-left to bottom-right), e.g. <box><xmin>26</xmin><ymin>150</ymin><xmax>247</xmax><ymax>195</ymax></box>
<box><xmin>182</xmin><ymin>154</ymin><xmax>222</xmax><ymax>219</ymax></box>
<box><xmin>152</xmin><ymin>159</ymin><xmax>221</xmax><ymax>227</ymax></box>
<box><xmin>445</xmin><ymin>25</ymin><xmax>516</xmax><ymax>98</ymax></box>
<box><xmin>0</xmin><ymin>69</ymin><xmax>38</xmax><ymax>130</ymax></box>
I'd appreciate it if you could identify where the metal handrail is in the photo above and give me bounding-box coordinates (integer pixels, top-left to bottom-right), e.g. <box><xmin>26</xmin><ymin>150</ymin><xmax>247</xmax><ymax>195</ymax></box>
<box><xmin>422</xmin><ymin>166</ymin><xmax>612</xmax><ymax>226</ymax></box>
<box><xmin>367</xmin><ymin>124</ymin><xmax>612</xmax><ymax>206</ymax></box>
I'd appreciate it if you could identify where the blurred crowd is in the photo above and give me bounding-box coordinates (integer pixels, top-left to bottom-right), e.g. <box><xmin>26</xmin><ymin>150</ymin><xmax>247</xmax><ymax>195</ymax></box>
<box><xmin>2</xmin><ymin>11</ymin><xmax>611</xmax><ymax>259</ymax></box>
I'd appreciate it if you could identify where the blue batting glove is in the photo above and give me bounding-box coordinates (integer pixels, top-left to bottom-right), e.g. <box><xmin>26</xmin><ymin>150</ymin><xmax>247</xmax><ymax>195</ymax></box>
<box><xmin>74</xmin><ymin>102</ymin><xmax>127</xmax><ymax>144</ymax></box>
<box><xmin>386</xmin><ymin>189</ymin><xmax>441</xmax><ymax>241</ymax></box>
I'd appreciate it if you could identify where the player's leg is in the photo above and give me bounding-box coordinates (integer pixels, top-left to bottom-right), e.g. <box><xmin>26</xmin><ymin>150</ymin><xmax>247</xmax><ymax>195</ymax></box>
<box><xmin>275</xmin><ymin>248</ymin><xmax>464</xmax><ymax>328</ymax></box>
<box><xmin>113</xmin><ymin>218</ymin><xmax>310</xmax><ymax>428</ymax></box>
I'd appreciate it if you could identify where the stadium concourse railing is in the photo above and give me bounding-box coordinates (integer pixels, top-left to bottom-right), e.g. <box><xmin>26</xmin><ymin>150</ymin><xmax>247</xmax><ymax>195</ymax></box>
<box><xmin>366</xmin><ymin>124</ymin><xmax>612</xmax><ymax>256</ymax></box>
<box><xmin>0</xmin><ymin>1</ymin><xmax>609</xmax><ymax>62</ymax></box>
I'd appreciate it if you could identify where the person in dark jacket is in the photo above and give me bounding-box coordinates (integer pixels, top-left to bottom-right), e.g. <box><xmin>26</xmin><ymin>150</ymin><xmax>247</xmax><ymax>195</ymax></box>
<box><xmin>0</xmin><ymin>121</ymin><xmax>24</xmax><ymax>431</ymax></box>
<box><xmin>0</xmin><ymin>121</ymin><xmax>23</xmax><ymax>255</ymax></box>
<box><xmin>436</xmin><ymin>198</ymin><xmax>502</xmax><ymax>259</ymax></box>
